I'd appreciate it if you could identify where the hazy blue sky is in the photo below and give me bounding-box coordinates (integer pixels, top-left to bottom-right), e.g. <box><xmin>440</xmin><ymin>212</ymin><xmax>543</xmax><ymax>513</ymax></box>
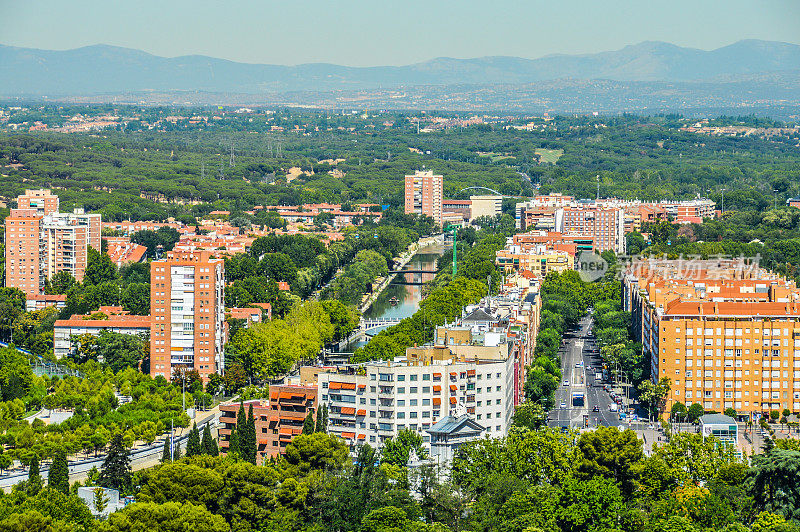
<box><xmin>1</xmin><ymin>0</ymin><xmax>798</xmax><ymax>66</ymax></box>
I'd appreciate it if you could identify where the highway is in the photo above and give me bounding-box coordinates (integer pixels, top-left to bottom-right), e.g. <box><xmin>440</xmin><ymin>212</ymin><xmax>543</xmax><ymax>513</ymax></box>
<box><xmin>549</xmin><ymin>314</ymin><xmax>622</xmax><ymax>430</ymax></box>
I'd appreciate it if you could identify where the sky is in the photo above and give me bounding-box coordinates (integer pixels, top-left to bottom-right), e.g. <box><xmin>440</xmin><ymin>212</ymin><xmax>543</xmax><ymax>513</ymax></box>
<box><xmin>1</xmin><ymin>0</ymin><xmax>799</xmax><ymax>66</ymax></box>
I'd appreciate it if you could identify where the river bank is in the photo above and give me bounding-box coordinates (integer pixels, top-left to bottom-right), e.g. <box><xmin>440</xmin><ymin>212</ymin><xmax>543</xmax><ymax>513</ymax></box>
<box><xmin>357</xmin><ymin>234</ymin><xmax>443</xmax><ymax>314</ymax></box>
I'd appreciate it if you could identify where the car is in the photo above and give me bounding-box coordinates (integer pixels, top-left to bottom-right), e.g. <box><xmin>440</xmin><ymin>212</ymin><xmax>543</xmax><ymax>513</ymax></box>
<box><xmin>575</xmin><ymin>362</ymin><xmax>583</xmax><ymax>368</ymax></box>
<box><xmin>560</xmin><ymin>401</ymin><xmax>567</xmax><ymax>409</ymax></box>
<box><xmin>609</xmin><ymin>403</ymin><xmax>618</xmax><ymax>412</ymax></box>
<box><xmin>592</xmin><ymin>405</ymin><xmax>600</xmax><ymax>412</ymax></box>
<box><xmin>563</xmin><ymin>379</ymin><xmax>570</xmax><ymax>386</ymax></box>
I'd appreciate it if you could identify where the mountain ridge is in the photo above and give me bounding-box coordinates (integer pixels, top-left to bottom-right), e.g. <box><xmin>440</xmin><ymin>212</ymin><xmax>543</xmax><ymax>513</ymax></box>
<box><xmin>2</xmin><ymin>39</ymin><xmax>800</xmax><ymax>96</ymax></box>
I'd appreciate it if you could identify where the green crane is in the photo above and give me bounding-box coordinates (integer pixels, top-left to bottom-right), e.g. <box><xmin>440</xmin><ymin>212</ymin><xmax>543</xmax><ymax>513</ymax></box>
<box><xmin>445</xmin><ymin>224</ymin><xmax>458</xmax><ymax>278</ymax></box>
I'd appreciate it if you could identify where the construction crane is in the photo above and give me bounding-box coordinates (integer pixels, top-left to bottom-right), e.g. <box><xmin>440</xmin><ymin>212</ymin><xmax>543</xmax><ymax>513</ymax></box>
<box><xmin>445</xmin><ymin>224</ymin><xmax>458</xmax><ymax>278</ymax></box>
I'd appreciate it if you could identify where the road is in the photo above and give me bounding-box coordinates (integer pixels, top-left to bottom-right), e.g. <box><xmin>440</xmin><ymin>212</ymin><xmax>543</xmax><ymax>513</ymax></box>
<box><xmin>0</xmin><ymin>414</ymin><xmax>219</xmax><ymax>491</ymax></box>
<box><xmin>549</xmin><ymin>315</ymin><xmax>621</xmax><ymax>430</ymax></box>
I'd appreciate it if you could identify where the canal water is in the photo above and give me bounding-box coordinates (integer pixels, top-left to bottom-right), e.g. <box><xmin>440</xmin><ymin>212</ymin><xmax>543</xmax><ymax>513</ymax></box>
<box><xmin>348</xmin><ymin>243</ymin><xmax>447</xmax><ymax>349</ymax></box>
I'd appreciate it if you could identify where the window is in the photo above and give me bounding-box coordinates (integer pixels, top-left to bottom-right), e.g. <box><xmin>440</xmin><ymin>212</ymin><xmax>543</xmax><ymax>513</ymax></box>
<box><xmin>410</xmin><ymin>375</ymin><xmax>418</xmax><ymax>381</ymax></box>
<box><xmin>410</xmin><ymin>387</ymin><xmax>418</xmax><ymax>393</ymax></box>
<box><xmin>397</xmin><ymin>375</ymin><xmax>405</xmax><ymax>381</ymax></box>
<box><xmin>422</xmin><ymin>374</ymin><xmax>431</xmax><ymax>381</ymax></box>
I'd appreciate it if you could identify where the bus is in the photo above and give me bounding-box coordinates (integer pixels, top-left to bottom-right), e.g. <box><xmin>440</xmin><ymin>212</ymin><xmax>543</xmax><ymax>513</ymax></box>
<box><xmin>572</xmin><ymin>391</ymin><xmax>585</xmax><ymax>408</ymax></box>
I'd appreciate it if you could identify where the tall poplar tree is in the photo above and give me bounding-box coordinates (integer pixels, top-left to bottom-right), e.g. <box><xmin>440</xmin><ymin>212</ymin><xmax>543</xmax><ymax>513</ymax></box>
<box><xmin>186</xmin><ymin>423</ymin><xmax>201</xmax><ymax>457</ymax></box>
<box><xmin>201</xmin><ymin>424</ymin><xmax>219</xmax><ymax>457</ymax></box>
<box><xmin>302</xmin><ymin>410</ymin><xmax>315</xmax><ymax>435</ymax></box>
<box><xmin>27</xmin><ymin>454</ymin><xmax>42</xmax><ymax>495</ymax></box>
<box><xmin>161</xmin><ymin>437</ymin><xmax>170</xmax><ymax>463</ymax></box>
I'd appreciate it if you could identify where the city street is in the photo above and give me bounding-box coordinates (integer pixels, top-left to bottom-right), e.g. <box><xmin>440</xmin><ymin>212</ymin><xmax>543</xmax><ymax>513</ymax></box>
<box><xmin>549</xmin><ymin>315</ymin><xmax>625</xmax><ymax>431</ymax></box>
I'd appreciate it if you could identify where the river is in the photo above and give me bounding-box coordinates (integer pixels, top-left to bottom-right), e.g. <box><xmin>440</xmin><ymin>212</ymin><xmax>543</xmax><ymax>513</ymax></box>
<box><xmin>347</xmin><ymin>243</ymin><xmax>447</xmax><ymax>350</ymax></box>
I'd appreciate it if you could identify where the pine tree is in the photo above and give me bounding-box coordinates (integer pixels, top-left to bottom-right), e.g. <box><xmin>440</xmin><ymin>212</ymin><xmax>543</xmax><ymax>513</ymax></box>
<box><xmin>201</xmin><ymin>424</ymin><xmax>218</xmax><ymax>457</ymax></box>
<box><xmin>186</xmin><ymin>423</ymin><xmax>201</xmax><ymax>457</ymax></box>
<box><xmin>98</xmin><ymin>433</ymin><xmax>131</xmax><ymax>493</ymax></box>
<box><xmin>161</xmin><ymin>437</ymin><xmax>170</xmax><ymax>463</ymax></box>
<box><xmin>48</xmin><ymin>450</ymin><xmax>70</xmax><ymax>494</ymax></box>
<box><xmin>27</xmin><ymin>454</ymin><xmax>42</xmax><ymax>495</ymax></box>
<box><xmin>302</xmin><ymin>410</ymin><xmax>315</xmax><ymax>435</ymax></box>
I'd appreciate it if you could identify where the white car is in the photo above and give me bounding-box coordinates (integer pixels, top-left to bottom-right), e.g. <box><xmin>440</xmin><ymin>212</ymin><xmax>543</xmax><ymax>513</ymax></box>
<box><xmin>563</xmin><ymin>379</ymin><xmax>570</xmax><ymax>386</ymax></box>
<box><xmin>560</xmin><ymin>401</ymin><xmax>567</xmax><ymax>409</ymax></box>
<box><xmin>575</xmin><ymin>362</ymin><xmax>583</xmax><ymax>368</ymax></box>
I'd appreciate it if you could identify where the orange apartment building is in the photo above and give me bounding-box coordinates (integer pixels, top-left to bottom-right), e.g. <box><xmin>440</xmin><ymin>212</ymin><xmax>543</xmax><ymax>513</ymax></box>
<box><xmin>5</xmin><ymin>191</ymin><xmax>102</xmax><ymax>296</ymax></box>
<box><xmin>17</xmin><ymin>189</ymin><xmax>59</xmax><ymax>216</ymax></box>
<box><xmin>624</xmin><ymin>259</ymin><xmax>800</xmax><ymax>418</ymax></box>
<box><xmin>4</xmin><ymin>209</ymin><xmax>44</xmax><ymax>295</ymax></box>
<box><xmin>149</xmin><ymin>250</ymin><xmax>225</xmax><ymax>381</ymax></box>
<box><xmin>404</xmin><ymin>170</ymin><xmax>443</xmax><ymax>226</ymax></box>
<box><xmin>218</xmin><ymin>385</ymin><xmax>318</xmax><ymax>461</ymax></box>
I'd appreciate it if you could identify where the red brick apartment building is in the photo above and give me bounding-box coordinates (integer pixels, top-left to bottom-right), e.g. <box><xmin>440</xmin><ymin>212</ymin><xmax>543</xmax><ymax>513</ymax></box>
<box><xmin>149</xmin><ymin>251</ymin><xmax>225</xmax><ymax>382</ymax></box>
<box><xmin>219</xmin><ymin>385</ymin><xmax>318</xmax><ymax>461</ymax></box>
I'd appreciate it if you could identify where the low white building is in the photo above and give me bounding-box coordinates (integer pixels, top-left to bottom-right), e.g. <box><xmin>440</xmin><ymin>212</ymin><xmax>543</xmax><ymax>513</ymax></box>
<box><xmin>427</xmin><ymin>414</ymin><xmax>486</xmax><ymax>463</ymax></box>
<box><xmin>53</xmin><ymin>307</ymin><xmax>150</xmax><ymax>359</ymax></box>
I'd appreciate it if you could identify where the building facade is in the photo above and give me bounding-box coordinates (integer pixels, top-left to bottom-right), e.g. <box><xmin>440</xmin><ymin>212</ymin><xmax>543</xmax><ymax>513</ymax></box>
<box><xmin>4</xmin><ymin>209</ymin><xmax>44</xmax><ymax>295</ymax></box>
<box><xmin>4</xmin><ymin>191</ymin><xmax>102</xmax><ymax>296</ymax></box>
<box><xmin>404</xmin><ymin>170</ymin><xmax>444</xmax><ymax>226</ymax></box>
<box><xmin>149</xmin><ymin>250</ymin><xmax>225</xmax><ymax>381</ymax></box>
<box><xmin>16</xmin><ymin>189</ymin><xmax>59</xmax><ymax>216</ymax></box>
<box><xmin>469</xmin><ymin>195</ymin><xmax>502</xmax><ymax>222</ymax></box>
<box><xmin>53</xmin><ymin>307</ymin><xmax>150</xmax><ymax>359</ymax></box>
<box><xmin>218</xmin><ymin>385</ymin><xmax>318</xmax><ymax>461</ymax></box>
<box><xmin>624</xmin><ymin>258</ymin><xmax>800</xmax><ymax>418</ymax></box>
<box><xmin>495</xmin><ymin>242</ymin><xmax>572</xmax><ymax>277</ymax></box>
<box><xmin>318</xmin><ymin>354</ymin><xmax>514</xmax><ymax>450</ymax></box>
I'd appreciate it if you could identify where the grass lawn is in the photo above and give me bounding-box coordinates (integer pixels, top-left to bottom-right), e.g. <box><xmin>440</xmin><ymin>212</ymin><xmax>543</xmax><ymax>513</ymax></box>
<box><xmin>535</xmin><ymin>148</ymin><xmax>564</xmax><ymax>164</ymax></box>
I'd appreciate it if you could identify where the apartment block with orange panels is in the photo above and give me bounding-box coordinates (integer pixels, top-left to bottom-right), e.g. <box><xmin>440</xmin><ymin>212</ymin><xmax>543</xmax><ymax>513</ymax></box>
<box><xmin>624</xmin><ymin>258</ymin><xmax>800</xmax><ymax>418</ymax></box>
<box><xmin>218</xmin><ymin>385</ymin><xmax>317</xmax><ymax>462</ymax></box>
<box><xmin>149</xmin><ymin>251</ymin><xmax>225</xmax><ymax>382</ymax></box>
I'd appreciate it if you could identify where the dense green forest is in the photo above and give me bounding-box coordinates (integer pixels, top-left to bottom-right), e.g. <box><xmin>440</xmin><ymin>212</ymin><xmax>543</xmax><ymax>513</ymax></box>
<box><xmin>2</xmin><ymin>107</ymin><xmax>800</xmax><ymax>225</ymax></box>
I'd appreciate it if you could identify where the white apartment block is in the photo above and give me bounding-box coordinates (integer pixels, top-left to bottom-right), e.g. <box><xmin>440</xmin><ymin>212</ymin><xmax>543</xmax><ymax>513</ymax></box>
<box><xmin>318</xmin><ymin>355</ymin><xmax>514</xmax><ymax>450</ymax></box>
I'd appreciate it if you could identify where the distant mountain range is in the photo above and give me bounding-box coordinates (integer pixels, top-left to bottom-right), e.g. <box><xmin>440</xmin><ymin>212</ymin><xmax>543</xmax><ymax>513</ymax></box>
<box><xmin>2</xmin><ymin>39</ymin><xmax>800</xmax><ymax>97</ymax></box>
